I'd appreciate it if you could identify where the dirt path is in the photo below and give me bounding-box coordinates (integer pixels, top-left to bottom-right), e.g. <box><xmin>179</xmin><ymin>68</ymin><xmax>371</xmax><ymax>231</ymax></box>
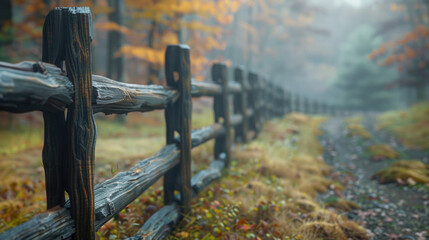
<box><xmin>319</xmin><ymin>115</ymin><xmax>429</xmax><ymax>240</ymax></box>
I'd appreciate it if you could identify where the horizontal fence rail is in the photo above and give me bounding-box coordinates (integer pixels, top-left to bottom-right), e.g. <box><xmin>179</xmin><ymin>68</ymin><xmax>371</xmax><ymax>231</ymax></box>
<box><xmin>0</xmin><ymin>6</ymin><xmax>346</xmax><ymax>240</ymax></box>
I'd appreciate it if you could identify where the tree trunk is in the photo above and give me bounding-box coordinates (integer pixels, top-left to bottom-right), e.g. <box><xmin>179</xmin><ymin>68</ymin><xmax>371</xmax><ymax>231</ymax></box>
<box><xmin>147</xmin><ymin>20</ymin><xmax>159</xmax><ymax>85</ymax></box>
<box><xmin>0</xmin><ymin>0</ymin><xmax>12</xmax><ymax>57</ymax></box>
<box><xmin>416</xmin><ymin>83</ymin><xmax>427</xmax><ymax>102</ymax></box>
<box><xmin>107</xmin><ymin>0</ymin><xmax>125</xmax><ymax>121</ymax></box>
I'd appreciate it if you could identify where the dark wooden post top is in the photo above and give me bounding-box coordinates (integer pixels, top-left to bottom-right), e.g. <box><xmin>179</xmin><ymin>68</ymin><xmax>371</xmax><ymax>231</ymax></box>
<box><xmin>164</xmin><ymin>45</ymin><xmax>192</xmax><ymax>212</ymax></box>
<box><xmin>233</xmin><ymin>66</ymin><xmax>248</xmax><ymax>143</ymax></box>
<box><xmin>213</xmin><ymin>63</ymin><xmax>231</xmax><ymax>167</ymax></box>
<box><xmin>53</xmin><ymin>7</ymin><xmax>97</xmax><ymax>240</ymax></box>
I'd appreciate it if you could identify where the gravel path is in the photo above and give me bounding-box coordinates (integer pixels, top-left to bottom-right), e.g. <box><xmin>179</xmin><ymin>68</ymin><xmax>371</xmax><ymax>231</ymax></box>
<box><xmin>319</xmin><ymin>115</ymin><xmax>429</xmax><ymax>240</ymax></box>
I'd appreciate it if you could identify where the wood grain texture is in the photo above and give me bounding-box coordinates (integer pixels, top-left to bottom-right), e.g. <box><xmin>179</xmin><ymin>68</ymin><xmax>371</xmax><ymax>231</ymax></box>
<box><xmin>213</xmin><ymin>63</ymin><xmax>231</xmax><ymax>167</ymax></box>
<box><xmin>0</xmin><ymin>145</ymin><xmax>180</xmax><ymax>240</ymax></box>
<box><xmin>190</xmin><ymin>79</ymin><xmax>241</xmax><ymax>97</ymax></box>
<box><xmin>0</xmin><ymin>207</ymin><xmax>75</xmax><ymax>240</ymax></box>
<box><xmin>233</xmin><ymin>67</ymin><xmax>248</xmax><ymax>143</ymax></box>
<box><xmin>91</xmin><ymin>75</ymin><xmax>178</xmax><ymax>114</ymax></box>
<box><xmin>42</xmin><ymin>9</ymin><xmax>69</xmax><ymax>210</ymax></box>
<box><xmin>92</xmin><ymin>144</ymin><xmax>180</xmax><ymax>229</ymax></box>
<box><xmin>126</xmin><ymin>204</ymin><xmax>180</xmax><ymax>240</ymax></box>
<box><xmin>41</xmin><ymin>112</ymin><xmax>67</xmax><ymax>209</ymax></box>
<box><xmin>62</xmin><ymin>7</ymin><xmax>96</xmax><ymax>240</ymax></box>
<box><xmin>0</xmin><ymin>61</ymin><xmax>73</xmax><ymax>112</ymax></box>
<box><xmin>128</xmin><ymin>159</ymin><xmax>225</xmax><ymax>240</ymax></box>
<box><xmin>181</xmin><ymin>123</ymin><xmax>225</xmax><ymax>148</ymax></box>
<box><xmin>0</xmin><ymin>61</ymin><xmax>178</xmax><ymax>114</ymax></box>
<box><xmin>163</xmin><ymin>45</ymin><xmax>192</xmax><ymax>212</ymax></box>
<box><xmin>191</xmin><ymin>79</ymin><xmax>221</xmax><ymax>97</ymax></box>
<box><xmin>191</xmin><ymin>160</ymin><xmax>225</xmax><ymax>196</ymax></box>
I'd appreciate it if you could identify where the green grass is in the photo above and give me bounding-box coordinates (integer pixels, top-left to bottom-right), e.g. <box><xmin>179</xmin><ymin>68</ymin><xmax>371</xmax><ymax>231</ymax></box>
<box><xmin>377</xmin><ymin>101</ymin><xmax>429</xmax><ymax>150</ymax></box>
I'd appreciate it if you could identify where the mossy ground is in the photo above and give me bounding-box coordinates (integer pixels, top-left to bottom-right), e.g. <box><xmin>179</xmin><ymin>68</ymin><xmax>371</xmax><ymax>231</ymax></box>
<box><xmin>0</xmin><ymin>109</ymin><xmax>368</xmax><ymax>240</ymax></box>
<box><xmin>366</xmin><ymin>144</ymin><xmax>400</xmax><ymax>161</ymax></box>
<box><xmin>372</xmin><ymin>160</ymin><xmax>429</xmax><ymax>185</ymax></box>
<box><xmin>377</xmin><ymin>101</ymin><xmax>429</xmax><ymax>150</ymax></box>
<box><xmin>345</xmin><ymin>117</ymin><xmax>371</xmax><ymax>139</ymax></box>
<box><xmin>166</xmin><ymin>113</ymin><xmax>368</xmax><ymax>240</ymax></box>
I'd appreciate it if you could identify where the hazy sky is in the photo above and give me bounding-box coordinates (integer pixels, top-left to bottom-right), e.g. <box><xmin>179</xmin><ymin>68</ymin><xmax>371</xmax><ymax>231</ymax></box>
<box><xmin>314</xmin><ymin>0</ymin><xmax>366</xmax><ymax>7</ymax></box>
<box><xmin>339</xmin><ymin>0</ymin><xmax>367</xmax><ymax>7</ymax></box>
<box><xmin>342</xmin><ymin>0</ymin><xmax>362</xmax><ymax>7</ymax></box>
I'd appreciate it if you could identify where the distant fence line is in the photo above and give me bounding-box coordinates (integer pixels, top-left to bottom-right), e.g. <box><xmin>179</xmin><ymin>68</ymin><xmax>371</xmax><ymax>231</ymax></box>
<box><xmin>0</xmin><ymin>7</ymin><xmax>344</xmax><ymax>240</ymax></box>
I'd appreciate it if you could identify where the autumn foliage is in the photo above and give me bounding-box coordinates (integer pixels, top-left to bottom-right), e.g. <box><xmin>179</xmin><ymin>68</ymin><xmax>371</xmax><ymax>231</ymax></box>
<box><xmin>369</xmin><ymin>25</ymin><xmax>429</xmax><ymax>72</ymax></box>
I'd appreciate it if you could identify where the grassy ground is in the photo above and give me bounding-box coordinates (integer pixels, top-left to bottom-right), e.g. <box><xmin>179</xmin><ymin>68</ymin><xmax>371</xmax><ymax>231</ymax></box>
<box><xmin>0</xmin><ymin>109</ymin><xmax>368</xmax><ymax>239</ymax></box>
<box><xmin>0</xmin><ymin>101</ymin><xmax>215</xmax><ymax>234</ymax></box>
<box><xmin>345</xmin><ymin>117</ymin><xmax>371</xmax><ymax>139</ymax></box>
<box><xmin>366</xmin><ymin>144</ymin><xmax>400</xmax><ymax>161</ymax></box>
<box><xmin>372</xmin><ymin>101</ymin><xmax>429</xmax><ymax>187</ymax></box>
<box><xmin>377</xmin><ymin>101</ymin><xmax>429</xmax><ymax>150</ymax></box>
<box><xmin>165</xmin><ymin>113</ymin><xmax>368</xmax><ymax>240</ymax></box>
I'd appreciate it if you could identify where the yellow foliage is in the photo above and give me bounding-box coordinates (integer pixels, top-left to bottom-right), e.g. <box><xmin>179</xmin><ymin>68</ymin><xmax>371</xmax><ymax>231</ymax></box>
<box><xmin>95</xmin><ymin>21</ymin><xmax>131</xmax><ymax>35</ymax></box>
<box><xmin>116</xmin><ymin>45</ymin><xmax>164</xmax><ymax>65</ymax></box>
<box><xmin>160</xmin><ymin>30</ymin><xmax>179</xmax><ymax>45</ymax></box>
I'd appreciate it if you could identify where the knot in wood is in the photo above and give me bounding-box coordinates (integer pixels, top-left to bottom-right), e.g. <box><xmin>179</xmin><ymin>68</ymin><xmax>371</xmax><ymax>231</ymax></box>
<box><xmin>33</xmin><ymin>61</ymin><xmax>48</xmax><ymax>75</ymax></box>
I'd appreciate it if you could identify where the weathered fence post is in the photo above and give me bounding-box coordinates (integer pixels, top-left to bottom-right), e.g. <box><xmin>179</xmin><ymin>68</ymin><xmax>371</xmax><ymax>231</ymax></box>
<box><xmin>313</xmin><ymin>100</ymin><xmax>319</xmax><ymax>115</ymax></box>
<box><xmin>322</xmin><ymin>103</ymin><xmax>328</xmax><ymax>115</ymax></box>
<box><xmin>62</xmin><ymin>7</ymin><xmax>97</xmax><ymax>240</ymax></box>
<box><xmin>285</xmin><ymin>90</ymin><xmax>291</xmax><ymax>114</ymax></box>
<box><xmin>294</xmin><ymin>94</ymin><xmax>300</xmax><ymax>112</ymax></box>
<box><xmin>234</xmin><ymin>67</ymin><xmax>248</xmax><ymax>143</ymax></box>
<box><xmin>261</xmin><ymin>78</ymin><xmax>268</xmax><ymax>121</ymax></box>
<box><xmin>213</xmin><ymin>63</ymin><xmax>231</xmax><ymax>167</ymax></box>
<box><xmin>41</xmin><ymin>8</ymin><xmax>67</xmax><ymax>210</ymax></box>
<box><xmin>282</xmin><ymin>88</ymin><xmax>287</xmax><ymax>116</ymax></box>
<box><xmin>303</xmin><ymin>97</ymin><xmax>309</xmax><ymax>114</ymax></box>
<box><xmin>277</xmin><ymin>87</ymin><xmax>284</xmax><ymax>117</ymax></box>
<box><xmin>248</xmin><ymin>72</ymin><xmax>261</xmax><ymax>137</ymax></box>
<box><xmin>164</xmin><ymin>45</ymin><xmax>192</xmax><ymax>212</ymax></box>
<box><xmin>269</xmin><ymin>82</ymin><xmax>275</xmax><ymax>118</ymax></box>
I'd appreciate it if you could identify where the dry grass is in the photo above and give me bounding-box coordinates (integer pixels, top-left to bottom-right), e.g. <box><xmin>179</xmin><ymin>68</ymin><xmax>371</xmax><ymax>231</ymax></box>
<box><xmin>324</xmin><ymin>197</ymin><xmax>360</xmax><ymax>211</ymax></box>
<box><xmin>0</xmin><ymin>109</ymin><xmax>369</xmax><ymax>239</ymax></box>
<box><xmin>366</xmin><ymin>144</ymin><xmax>400</xmax><ymax>161</ymax></box>
<box><xmin>377</xmin><ymin>101</ymin><xmax>429</xmax><ymax>150</ymax></box>
<box><xmin>345</xmin><ymin>117</ymin><xmax>371</xmax><ymax>139</ymax></box>
<box><xmin>168</xmin><ymin>113</ymin><xmax>369</xmax><ymax>240</ymax></box>
<box><xmin>372</xmin><ymin>160</ymin><xmax>429</xmax><ymax>185</ymax></box>
<box><xmin>0</xmin><ymin>101</ymin><xmax>217</xmax><ymax>234</ymax></box>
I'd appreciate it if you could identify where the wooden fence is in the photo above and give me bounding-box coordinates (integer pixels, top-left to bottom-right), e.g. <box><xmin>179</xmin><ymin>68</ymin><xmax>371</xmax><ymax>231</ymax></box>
<box><xmin>0</xmin><ymin>7</ymin><xmax>340</xmax><ymax>240</ymax></box>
